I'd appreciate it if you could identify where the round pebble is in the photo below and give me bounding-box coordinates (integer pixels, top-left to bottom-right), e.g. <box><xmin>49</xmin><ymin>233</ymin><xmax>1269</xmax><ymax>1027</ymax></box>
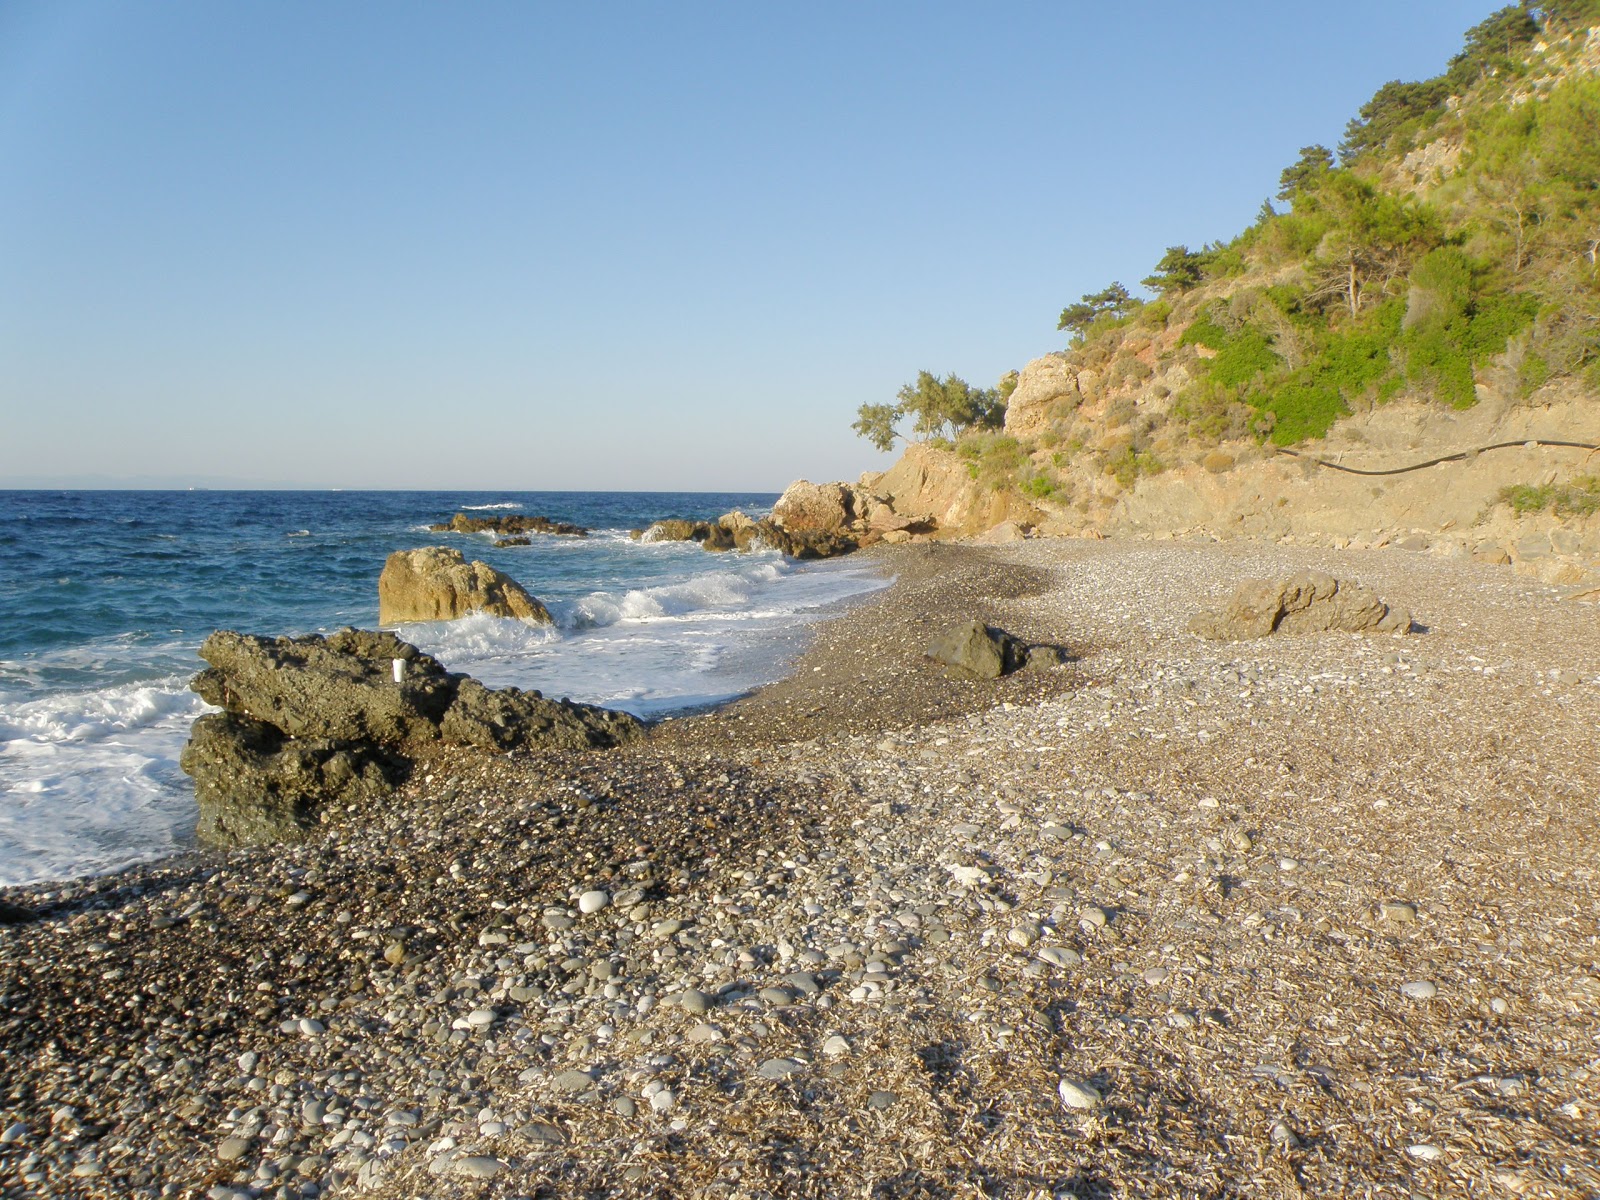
<box><xmin>677</xmin><ymin>989</ymin><xmax>712</xmax><ymax>1015</ymax></box>
<box><xmin>1406</xmin><ymin>1144</ymin><xmax>1444</xmax><ymax>1162</ymax></box>
<box><xmin>821</xmin><ymin>1035</ymin><xmax>851</xmax><ymax>1058</ymax></box>
<box><xmin>1058</xmin><ymin>1079</ymin><xmax>1102</xmax><ymax>1110</ymax></box>
<box><xmin>466</xmin><ymin>1008</ymin><xmax>497</xmax><ymax>1027</ymax></box>
<box><xmin>758</xmin><ymin>1058</ymin><xmax>803</xmax><ymax>1080</ymax></box>
<box><xmin>453</xmin><ymin>1155</ymin><xmax>505</xmax><ymax>1179</ymax></box>
<box><xmin>1401</xmin><ymin>980</ymin><xmax>1438</xmax><ymax>1000</ymax></box>
<box><xmin>578</xmin><ymin>890</ymin><xmax>610</xmax><ymax>915</ymax></box>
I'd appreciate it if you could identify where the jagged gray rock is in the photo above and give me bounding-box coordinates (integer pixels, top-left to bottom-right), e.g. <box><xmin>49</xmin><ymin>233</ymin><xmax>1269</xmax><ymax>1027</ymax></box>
<box><xmin>1188</xmin><ymin>571</ymin><xmax>1413</xmax><ymax>640</ymax></box>
<box><xmin>182</xmin><ymin>629</ymin><xmax>643</xmax><ymax>846</ymax></box>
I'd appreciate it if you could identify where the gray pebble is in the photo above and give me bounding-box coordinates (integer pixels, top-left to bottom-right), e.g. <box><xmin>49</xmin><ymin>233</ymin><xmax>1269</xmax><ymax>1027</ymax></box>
<box><xmin>216</xmin><ymin>1136</ymin><xmax>251</xmax><ymax>1162</ymax></box>
<box><xmin>757</xmin><ymin>1058</ymin><xmax>803</xmax><ymax>1080</ymax></box>
<box><xmin>866</xmin><ymin>1090</ymin><xmax>898</xmax><ymax>1110</ymax></box>
<box><xmin>677</xmin><ymin>989</ymin><xmax>712</xmax><ymax>1015</ymax></box>
<box><xmin>553</xmin><ymin>1069</ymin><xmax>593</xmax><ymax>1094</ymax></box>
<box><xmin>453</xmin><ymin>1155</ymin><xmax>504</xmax><ymax>1179</ymax></box>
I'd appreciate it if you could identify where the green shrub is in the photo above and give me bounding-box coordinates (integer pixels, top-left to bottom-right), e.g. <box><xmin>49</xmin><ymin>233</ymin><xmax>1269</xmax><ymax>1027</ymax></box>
<box><xmin>1499</xmin><ymin>476</ymin><xmax>1600</xmax><ymax>516</ymax></box>
<box><xmin>1178</xmin><ymin>318</ymin><xmax>1227</xmax><ymax>350</ymax></box>
<box><xmin>1258</xmin><ymin>379</ymin><xmax>1347</xmax><ymax>444</ymax></box>
<box><xmin>1209</xmin><ymin>326</ymin><xmax>1282</xmax><ymax>387</ymax></box>
<box><xmin>1103</xmin><ymin>445</ymin><xmax>1165</xmax><ymax>488</ymax></box>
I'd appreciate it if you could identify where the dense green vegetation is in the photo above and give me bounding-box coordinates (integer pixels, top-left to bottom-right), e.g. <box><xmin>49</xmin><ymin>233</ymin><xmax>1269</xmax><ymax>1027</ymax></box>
<box><xmin>1056</xmin><ymin>3</ymin><xmax>1600</xmax><ymax>447</ymax></box>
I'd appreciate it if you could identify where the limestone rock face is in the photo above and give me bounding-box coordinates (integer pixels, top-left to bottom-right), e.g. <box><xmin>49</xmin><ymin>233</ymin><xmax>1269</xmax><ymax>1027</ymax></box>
<box><xmin>975</xmin><ymin>520</ymin><xmax>1028</xmax><ymax>544</ymax></box>
<box><xmin>1188</xmin><ymin>572</ymin><xmax>1413</xmax><ymax>640</ymax></box>
<box><xmin>876</xmin><ymin>444</ymin><xmax>1042</xmax><ymax>537</ymax></box>
<box><xmin>772</xmin><ymin>480</ymin><xmax>857</xmax><ymax>534</ymax></box>
<box><xmin>378</xmin><ymin>546</ymin><xmax>552</xmax><ymax>625</ymax></box>
<box><xmin>1003</xmin><ymin>354</ymin><xmax>1081</xmax><ymax>440</ymax></box>
<box><xmin>182</xmin><ymin>628</ymin><xmax>643</xmax><ymax>846</ymax></box>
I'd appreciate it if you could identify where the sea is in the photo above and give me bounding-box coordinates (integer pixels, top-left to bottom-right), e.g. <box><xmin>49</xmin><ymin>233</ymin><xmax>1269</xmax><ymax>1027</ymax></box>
<box><xmin>0</xmin><ymin>491</ymin><xmax>889</xmax><ymax>889</ymax></box>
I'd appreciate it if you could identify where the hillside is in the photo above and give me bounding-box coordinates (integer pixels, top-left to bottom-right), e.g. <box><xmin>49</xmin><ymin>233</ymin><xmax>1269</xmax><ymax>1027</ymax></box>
<box><xmin>853</xmin><ymin>3</ymin><xmax>1600</xmax><ymax>594</ymax></box>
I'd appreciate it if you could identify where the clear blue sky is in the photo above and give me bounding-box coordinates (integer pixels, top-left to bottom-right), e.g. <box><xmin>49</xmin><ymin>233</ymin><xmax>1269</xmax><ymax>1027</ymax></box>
<box><xmin>0</xmin><ymin>2</ymin><xmax>1498</xmax><ymax>489</ymax></box>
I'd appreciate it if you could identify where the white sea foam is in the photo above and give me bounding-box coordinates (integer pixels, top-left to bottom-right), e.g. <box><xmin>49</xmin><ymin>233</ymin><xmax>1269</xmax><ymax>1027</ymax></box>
<box><xmin>409</xmin><ymin>555</ymin><xmax>887</xmax><ymax>717</ymax></box>
<box><xmin>0</xmin><ymin>538</ymin><xmax>886</xmax><ymax>886</ymax></box>
<box><xmin>0</xmin><ymin>677</ymin><xmax>207</xmax><ymax>887</ymax></box>
<box><xmin>460</xmin><ymin>502</ymin><xmax>523</xmax><ymax>510</ymax></box>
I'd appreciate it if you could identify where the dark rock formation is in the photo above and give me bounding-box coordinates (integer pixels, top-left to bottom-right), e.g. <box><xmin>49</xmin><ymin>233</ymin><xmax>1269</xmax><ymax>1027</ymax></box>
<box><xmin>0</xmin><ymin>899</ymin><xmax>38</xmax><ymax>925</ymax></box>
<box><xmin>378</xmin><ymin>547</ymin><xmax>552</xmax><ymax>624</ymax></box>
<box><xmin>429</xmin><ymin>513</ymin><xmax>589</xmax><ymax>537</ymax></box>
<box><xmin>631</xmin><ymin>513</ymin><xmax>861</xmax><ymax>559</ymax></box>
<box><xmin>927</xmin><ymin>621</ymin><xmax>1029</xmax><ymax>679</ymax></box>
<box><xmin>181</xmin><ymin>629</ymin><xmax>643</xmax><ymax>847</ymax></box>
<box><xmin>754</xmin><ymin>521</ymin><xmax>859</xmax><ymax>560</ymax></box>
<box><xmin>495</xmin><ymin>536</ymin><xmax>532</xmax><ymax>547</ymax></box>
<box><xmin>1188</xmin><ymin>571</ymin><xmax>1414</xmax><ymax>640</ymax></box>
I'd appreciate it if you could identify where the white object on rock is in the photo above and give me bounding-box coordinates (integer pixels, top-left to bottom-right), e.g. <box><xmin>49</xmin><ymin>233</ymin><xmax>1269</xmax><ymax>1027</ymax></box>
<box><xmin>578</xmin><ymin>890</ymin><xmax>610</xmax><ymax>914</ymax></box>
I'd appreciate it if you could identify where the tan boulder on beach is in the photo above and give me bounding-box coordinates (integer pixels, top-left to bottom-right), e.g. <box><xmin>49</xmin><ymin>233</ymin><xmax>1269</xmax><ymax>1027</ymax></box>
<box><xmin>1188</xmin><ymin>570</ymin><xmax>1412</xmax><ymax>640</ymax></box>
<box><xmin>377</xmin><ymin>546</ymin><xmax>552</xmax><ymax>624</ymax></box>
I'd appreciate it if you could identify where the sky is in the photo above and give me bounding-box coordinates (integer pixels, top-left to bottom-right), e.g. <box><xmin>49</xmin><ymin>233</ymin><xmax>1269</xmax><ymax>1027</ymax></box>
<box><xmin>0</xmin><ymin>1</ymin><xmax>1500</xmax><ymax>490</ymax></box>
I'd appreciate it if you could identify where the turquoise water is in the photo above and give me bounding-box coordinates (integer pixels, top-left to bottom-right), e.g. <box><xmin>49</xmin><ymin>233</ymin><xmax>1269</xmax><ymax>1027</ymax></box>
<box><xmin>0</xmin><ymin>490</ymin><xmax>887</xmax><ymax>885</ymax></box>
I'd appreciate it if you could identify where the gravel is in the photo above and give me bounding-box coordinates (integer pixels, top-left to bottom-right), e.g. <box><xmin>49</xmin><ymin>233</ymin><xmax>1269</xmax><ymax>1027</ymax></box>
<box><xmin>1</xmin><ymin>539</ymin><xmax>1598</xmax><ymax>1198</ymax></box>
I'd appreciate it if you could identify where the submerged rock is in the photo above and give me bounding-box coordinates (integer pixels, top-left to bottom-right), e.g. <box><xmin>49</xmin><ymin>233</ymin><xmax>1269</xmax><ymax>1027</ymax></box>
<box><xmin>378</xmin><ymin>546</ymin><xmax>552</xmax><ymax>624</ymax></box>
<box><xmin>429</xmin><ymin>512</ymin><xmax>589</xmax><ymax>537</ymax></box>
<box><xmin>1188</xmin><ymin>571</ymin><xmax>1413</xmax><ymax>640</ymax></box>
<box><xmin>182</xmin><ymin>628</ymin><xmax>642</xmax><ymax>846</ymax></box>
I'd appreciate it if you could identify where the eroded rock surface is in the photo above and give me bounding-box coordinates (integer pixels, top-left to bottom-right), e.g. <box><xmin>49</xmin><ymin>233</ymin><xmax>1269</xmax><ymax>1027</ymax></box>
<box><xmin>772</xmin><ymin>480</ymin><xmax>858</xmax><ymax>534</ymax></box>
<box><xmin>378</xmin><ymin>546</ymin><xmax>552</xmax><ymax>624</ymax></box>
<box><xmin>182</xmin><ymin>629</ymin><xmax>642</xmax><ymax>846</ymax></box>
<box><xmin>1188</xmin><ymin>571</ymin><xmax>1413</xmax><ymax>640</ymax></box>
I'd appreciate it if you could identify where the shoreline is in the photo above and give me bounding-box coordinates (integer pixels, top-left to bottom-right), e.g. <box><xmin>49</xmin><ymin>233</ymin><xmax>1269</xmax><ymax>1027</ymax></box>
<box><xmin>3</xmin><ymin>539</ymin><xmax>1598</xmax><ymax>1197</ymax></box>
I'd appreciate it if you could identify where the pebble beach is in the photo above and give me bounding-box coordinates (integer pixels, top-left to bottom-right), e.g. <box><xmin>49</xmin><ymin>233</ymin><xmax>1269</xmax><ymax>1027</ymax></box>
<box><xmin>3</xmin><ymin>539</ymin><xmax>1598</xmax><ymax>1199</ymax></box>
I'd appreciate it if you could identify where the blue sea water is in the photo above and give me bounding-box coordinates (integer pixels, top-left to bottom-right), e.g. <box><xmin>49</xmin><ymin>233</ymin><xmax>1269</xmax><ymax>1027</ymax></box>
<box><xmin>0</xmin><ymin>490</ymin><xmax>888</xmax><ymax>887</ymax></box>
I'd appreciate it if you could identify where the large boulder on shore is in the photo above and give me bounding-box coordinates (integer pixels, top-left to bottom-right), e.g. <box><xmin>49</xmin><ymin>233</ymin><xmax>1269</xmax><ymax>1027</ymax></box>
<box><xmin>378</xmin><ymin>546</ymin><xmax>552</xmax><ymax>625</ymax></box>
<box><xmin>1188</xmin><ymin>571</ymin><xmax>1413</xmax><ymax>640</ymax></box>
<box><xmin>772</xmin><ymin>480</ymin><xmax>857</xmax><ymax>534</ymax></box>
<box><xmin>181</xmin><ymin>628</ymin><xmax>642</xmax><ymax>847</ymax></box>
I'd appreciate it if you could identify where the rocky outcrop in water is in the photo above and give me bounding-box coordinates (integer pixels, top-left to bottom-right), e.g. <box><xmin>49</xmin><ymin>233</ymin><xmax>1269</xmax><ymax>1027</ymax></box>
<box><xmin>1188</xmin><ymin>571</ymin><xmax>1414</xmax><ymax>640</ymax></box>
<box><xmin>429</xmin><ymin>513</ymin><xmax>589</xmax><ymax>537</ymax></box>
<box><xmin>181</xmin><ymin>629</ymin><xmax>643</xmax><ymax>846</ymax></box>
<box><xmin>378</xmin><ymin>546</ymin><xmax>552</xmax><ymax>624</ymax></box>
